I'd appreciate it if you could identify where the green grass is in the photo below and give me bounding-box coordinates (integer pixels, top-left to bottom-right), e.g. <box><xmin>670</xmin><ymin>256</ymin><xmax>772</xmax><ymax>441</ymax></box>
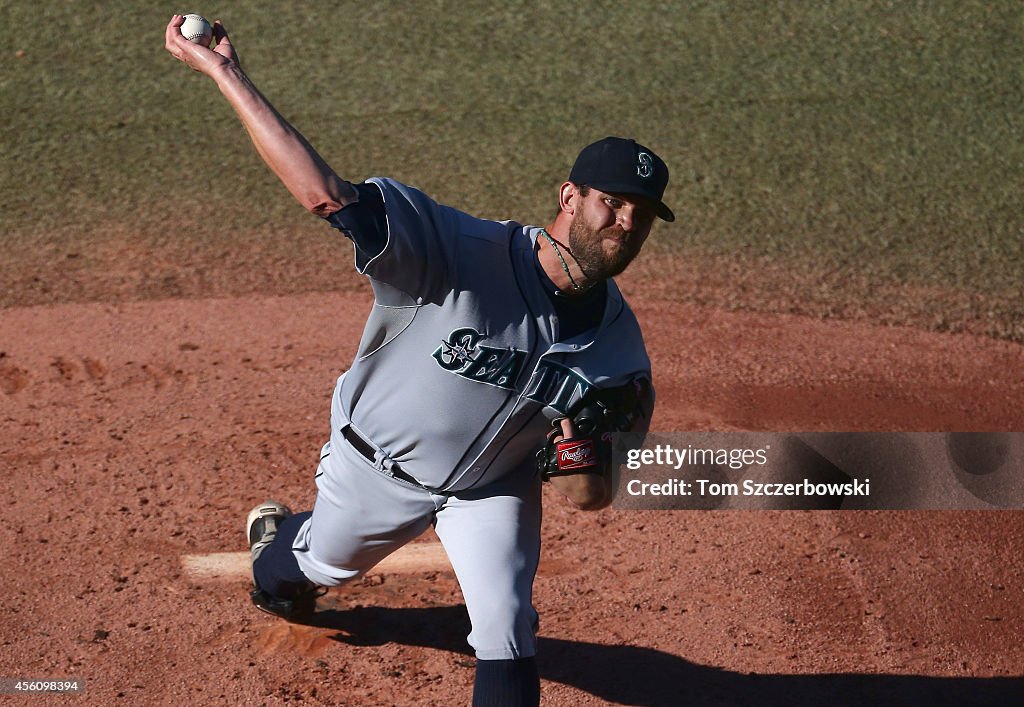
<box><xmin>1</xmin><ymin>1</ymin><xmax>1021</xmax><ymax>339</ymax></box>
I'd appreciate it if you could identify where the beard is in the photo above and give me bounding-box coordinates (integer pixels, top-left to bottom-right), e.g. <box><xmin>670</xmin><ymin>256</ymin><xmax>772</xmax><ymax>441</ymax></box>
<box><xmin>567</xmin><ymin>216</ymin><xmax>644</xmax><ymax>281</ymax></box>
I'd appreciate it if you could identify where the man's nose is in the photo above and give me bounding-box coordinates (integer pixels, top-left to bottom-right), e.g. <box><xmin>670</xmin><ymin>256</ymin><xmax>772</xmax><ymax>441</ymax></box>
<box><xmin>617</xmin><ymin>207</ymin><xmax>634</xmax><ymax>232</ymax></box>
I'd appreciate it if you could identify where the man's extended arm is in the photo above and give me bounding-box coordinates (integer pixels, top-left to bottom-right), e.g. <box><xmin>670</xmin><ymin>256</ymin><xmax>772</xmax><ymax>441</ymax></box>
<box><xmin>163</xmin><ymin>15</ymin><xmax>355</xmax><ymax>216</ymax></box>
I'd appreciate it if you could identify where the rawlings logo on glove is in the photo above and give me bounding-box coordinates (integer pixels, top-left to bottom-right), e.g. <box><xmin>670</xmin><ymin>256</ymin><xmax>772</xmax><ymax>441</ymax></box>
<box><xmin>557</xmin><ymin>439</ymin><xmax>597</xmax><ymax>470</ymax></box>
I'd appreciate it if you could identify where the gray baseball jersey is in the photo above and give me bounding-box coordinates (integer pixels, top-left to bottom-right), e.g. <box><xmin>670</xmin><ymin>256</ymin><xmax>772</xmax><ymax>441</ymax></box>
<box><xmin>329</xmin><ymin>177</ymin><xmax>653</xmax><ymax>493</ymax></box>
<box><xmin>287</xmin><ymin>176</ymin><xmax>654</xmax><ymax>660</ymax></box>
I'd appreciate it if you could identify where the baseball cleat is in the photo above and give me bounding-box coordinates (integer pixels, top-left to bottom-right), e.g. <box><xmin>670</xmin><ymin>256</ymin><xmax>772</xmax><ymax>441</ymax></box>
<box><xmin>246</xmin><ymin>500</ymin><xmax>324</xmax><ymax>623</ymax></box>
<box><xmin>246</xmin><ymin>499</ymin><xmax>293</xmax><ymax>578</ymax></box>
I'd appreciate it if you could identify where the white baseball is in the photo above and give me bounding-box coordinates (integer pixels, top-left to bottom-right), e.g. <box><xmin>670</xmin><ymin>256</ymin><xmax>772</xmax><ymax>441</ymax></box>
<box><xmin>181</xmin><ymin>14</ymin><xmax>213</xmax><ymax>48</ymax></box>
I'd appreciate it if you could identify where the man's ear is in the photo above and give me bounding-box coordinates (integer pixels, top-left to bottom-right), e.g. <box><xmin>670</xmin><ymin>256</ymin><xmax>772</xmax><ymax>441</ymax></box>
<box><xmin>558</xmin><ymin>181</ymin><xmax>579</xmax><ymax>216</ymax></box>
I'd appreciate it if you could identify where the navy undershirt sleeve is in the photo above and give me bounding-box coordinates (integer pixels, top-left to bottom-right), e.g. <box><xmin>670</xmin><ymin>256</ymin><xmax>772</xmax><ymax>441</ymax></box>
<box><xmin>325</xmin><ymin>182</ymin><xmax>389</xmax><ymax>266</ymax></box>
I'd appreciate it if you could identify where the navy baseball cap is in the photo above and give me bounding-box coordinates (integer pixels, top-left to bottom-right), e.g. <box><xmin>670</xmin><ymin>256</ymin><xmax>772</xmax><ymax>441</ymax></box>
<box><xmin>569</xmin><ymin>137</ymin><xmax>674</xmax><ymax>222</ymax></box>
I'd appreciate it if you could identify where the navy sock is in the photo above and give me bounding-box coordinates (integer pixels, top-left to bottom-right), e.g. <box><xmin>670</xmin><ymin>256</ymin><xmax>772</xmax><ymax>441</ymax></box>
<box><xmin>252</xmin><ymin>511</ymin><xmax>313</xmax><ymax>598</ymax></box>
<box><xmin>472</xmin><ymin>657</ymin><xmax>539</xmax><ymax>707</ymax></box>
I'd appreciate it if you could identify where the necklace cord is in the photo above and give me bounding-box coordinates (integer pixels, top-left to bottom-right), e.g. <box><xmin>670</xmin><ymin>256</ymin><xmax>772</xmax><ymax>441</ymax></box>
<box><xmin>539</xmin><ymin>229</ymin><xmax>584</xmax><ymax>292</ymax></box>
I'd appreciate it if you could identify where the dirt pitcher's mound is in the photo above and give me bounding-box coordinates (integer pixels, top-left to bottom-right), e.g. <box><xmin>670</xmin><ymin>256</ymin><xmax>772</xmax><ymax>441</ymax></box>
<box><xmin>2</xmin><ymin>292</ymin><xmax>1022</xmax><ymax>705</ymax></box>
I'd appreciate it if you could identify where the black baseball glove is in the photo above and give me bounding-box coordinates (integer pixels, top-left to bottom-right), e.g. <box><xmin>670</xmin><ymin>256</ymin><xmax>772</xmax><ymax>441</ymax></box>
<box><xmin>536</xmin><ymin>378</ymin><xmax>652</xmax><ymax>481</ymax></box>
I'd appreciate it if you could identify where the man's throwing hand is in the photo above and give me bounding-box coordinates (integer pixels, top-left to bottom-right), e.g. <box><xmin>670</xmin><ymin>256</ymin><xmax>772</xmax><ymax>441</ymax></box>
<box><xmin>164</xmin><ymin>14</ymin><xmax>238</xmax><ymax>75</ymax></box>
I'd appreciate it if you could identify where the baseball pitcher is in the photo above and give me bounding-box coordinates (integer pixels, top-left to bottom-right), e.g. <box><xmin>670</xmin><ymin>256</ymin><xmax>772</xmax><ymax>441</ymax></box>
<box><xmin>165</xmin><ymin>15</ymin><xmax>670</xmax><ymax>707</ymax></box>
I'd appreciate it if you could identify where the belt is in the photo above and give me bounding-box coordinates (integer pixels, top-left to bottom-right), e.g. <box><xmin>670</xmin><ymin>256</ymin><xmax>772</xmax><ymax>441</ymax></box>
<box><xmin>341</xmin><ymin>426</ymin><xmax>422</xmax><ymax>487</ymax></box>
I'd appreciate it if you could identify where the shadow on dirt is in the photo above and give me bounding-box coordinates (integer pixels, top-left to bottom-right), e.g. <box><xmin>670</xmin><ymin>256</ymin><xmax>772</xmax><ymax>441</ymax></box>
<box><xmin>305</xmin><ymin>603</ymin><xmax>1022</xmax><ymax>706</ymax></box>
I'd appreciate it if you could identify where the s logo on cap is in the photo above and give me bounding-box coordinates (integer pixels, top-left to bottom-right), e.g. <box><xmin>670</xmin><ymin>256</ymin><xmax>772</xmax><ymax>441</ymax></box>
<box><xmin>637</xmin><ymin>152</ymin><xmax>653</xmax><ymax>179</ymax></box>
